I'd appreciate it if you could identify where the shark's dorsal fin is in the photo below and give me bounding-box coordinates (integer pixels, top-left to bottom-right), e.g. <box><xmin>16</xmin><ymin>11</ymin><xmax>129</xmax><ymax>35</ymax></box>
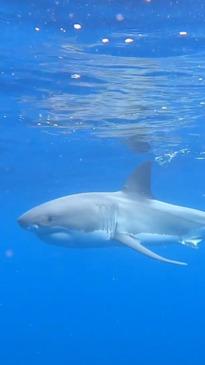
<box><xmin>123</xmin><ymin>161</ymin><xmax>152</xmax><ymax>198</ymax></box>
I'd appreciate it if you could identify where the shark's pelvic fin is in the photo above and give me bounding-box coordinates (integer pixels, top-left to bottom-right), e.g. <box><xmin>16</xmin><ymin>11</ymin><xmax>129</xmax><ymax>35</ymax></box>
<box><xmin>181</xmin><ymin>238</ymin><xmax>202</xmax><ymax>248</ymax></box>
<box><xmin>115</xmin><ymin>233</ymin><xmax>187</xmax><ymax>266</ymax></box>
<box><xmin>123</xmin><ymin>161</ymin><xmax>153</xmax><ymax>198</ymax></box>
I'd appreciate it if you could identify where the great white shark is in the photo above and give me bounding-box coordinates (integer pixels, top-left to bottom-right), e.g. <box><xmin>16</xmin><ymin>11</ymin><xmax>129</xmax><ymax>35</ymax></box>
<box><xmin>18</xmin><ymin>162</ymin><xmax>205</xmax><ymax>266</ymax></box>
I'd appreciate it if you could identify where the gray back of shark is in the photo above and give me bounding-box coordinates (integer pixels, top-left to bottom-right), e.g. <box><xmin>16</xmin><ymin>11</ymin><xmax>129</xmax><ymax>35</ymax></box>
<box><xmin>18</xmin><ymin>162</ymin><xmax>205</xmax><ymax>266</ymax></box>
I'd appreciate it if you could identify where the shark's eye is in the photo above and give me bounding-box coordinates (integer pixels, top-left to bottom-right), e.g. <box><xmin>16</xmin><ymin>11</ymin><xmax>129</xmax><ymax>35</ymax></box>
<box><xmin>47</xmin><ymin>216</ymin><xmax>53</xmax><ymax>223</ymax></box>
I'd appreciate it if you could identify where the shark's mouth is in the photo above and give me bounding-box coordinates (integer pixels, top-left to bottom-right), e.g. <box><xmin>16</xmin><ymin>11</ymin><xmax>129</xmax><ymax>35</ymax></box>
<box><xmin>37</xmin><ymin>225</ymin><xmax>72</xmax><ymax>237</ymax></box>
<box><xmin>34</xmin><ymin>225</ymin><xmax>110</xmax><ymax>248</ymax></box>
<box><xmin>35</xmin><ymin>226</ymin><xmax>77</xmax><ymax>246</ymax></box>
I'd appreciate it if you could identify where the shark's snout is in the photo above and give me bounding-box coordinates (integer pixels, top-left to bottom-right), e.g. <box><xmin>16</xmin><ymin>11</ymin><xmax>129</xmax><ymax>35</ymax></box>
<box><xmin>17</xmin><ymin>214</ymin><xmax>39</xmax><ymax>231</ymax></box>
<box><xmin>18</xmin><ymin>215</ymin><xmax>28</xmax><ymax>228</ymax></box>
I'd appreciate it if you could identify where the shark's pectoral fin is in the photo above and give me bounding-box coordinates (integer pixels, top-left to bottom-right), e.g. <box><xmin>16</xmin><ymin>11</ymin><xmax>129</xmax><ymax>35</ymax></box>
<box><xmin>115</xmin><ymin>233</ymin><xmax>187</xmax><ymax>266</ymax></box>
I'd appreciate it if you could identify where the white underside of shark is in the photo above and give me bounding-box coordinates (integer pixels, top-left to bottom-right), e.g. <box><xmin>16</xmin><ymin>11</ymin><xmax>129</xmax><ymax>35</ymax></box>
<box><xmin>18</xmin><ymin>162</ymin><xmax>205</xmax><ymax>266</ymax></box>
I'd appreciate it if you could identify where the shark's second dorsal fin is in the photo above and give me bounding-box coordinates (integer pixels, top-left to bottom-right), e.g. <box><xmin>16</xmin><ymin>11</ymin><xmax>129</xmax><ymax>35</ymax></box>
<box><xmin>123</xmin><ymin>161</ymin><xmax>153</xmax><ymax>198</ymax></box>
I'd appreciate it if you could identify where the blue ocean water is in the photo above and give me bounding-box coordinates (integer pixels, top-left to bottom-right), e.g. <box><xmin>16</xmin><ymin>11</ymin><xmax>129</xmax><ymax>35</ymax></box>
<box><xmin>1</xmin><ymin>0</ymin><xmax>205</xmax><ymax>364</ymax></box>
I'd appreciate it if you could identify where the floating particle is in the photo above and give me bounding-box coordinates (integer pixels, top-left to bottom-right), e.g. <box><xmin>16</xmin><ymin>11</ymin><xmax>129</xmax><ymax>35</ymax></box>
<box><xmin>73</xmin><ymin>23</ymin><xmax>82</xmax><ymax>30</ymax></box>
<box><xmin>125</xmin><ymin>38</ymin><xmax>134</xmax><ymax>44</ymax></box>
<box><xmin>60</xmin><ymin>27</ymin><xmax>66</xmax><ymax>32</ymax></box>
<box><xmin>199</xmin><ymin>77</ymin><xmax>203</xmax><ymax>81</ymax></box>
<box><xmin>161</xmin><ymin>106</ymin><xmax>168</xmax><ymax>110</ymax></box>
<box><xmin>37</xmin><ymin>122</ymin><xmax>41</xmax><ymax>126</ymax></box>
<box><xmin>71</xmin><ymin>73</ymin><xmax>81</xmax><ymax>79</ymax></box>
<box><xmin>102</xmin><ymin>38</ymin><xmax>110</xmax><ymax>44</ymax></box>
<box><xmin>179</xmin><ymin>31</ymin><xmax>188</xmax><ymax>36</ymax></box>
<box><xmin>5</xmin><ymin>249</ymin><xmax>14</xmax><ymax>258</ymax></box>
<box><xmin>116</xmin><ymin>13</ymin><xmax>124</xmax><ymax>21</ymax></box>
<box><xmin>35</xmin><ymin>26</ymin><xmax>40</xmax><ymax>32</ymax></box>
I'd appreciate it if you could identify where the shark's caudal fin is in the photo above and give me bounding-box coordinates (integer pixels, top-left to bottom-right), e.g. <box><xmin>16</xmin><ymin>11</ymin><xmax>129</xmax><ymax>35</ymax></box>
<box><xmin>123</xmin><ymin>161</ymin><xmax>153</xmax><ymax>198</ymax></box>
<box><xmin>115</xmin><ymin>233</ymin><xmax>187</xmax><ymax>266</ymax></box>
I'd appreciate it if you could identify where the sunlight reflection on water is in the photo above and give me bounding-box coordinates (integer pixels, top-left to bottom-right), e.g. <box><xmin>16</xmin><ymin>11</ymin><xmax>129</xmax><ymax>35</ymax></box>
<box><xmin>18</xmin><ymin>37</ymin><xmax>205</xmax><ymax>159</ymax></box>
